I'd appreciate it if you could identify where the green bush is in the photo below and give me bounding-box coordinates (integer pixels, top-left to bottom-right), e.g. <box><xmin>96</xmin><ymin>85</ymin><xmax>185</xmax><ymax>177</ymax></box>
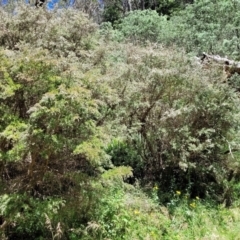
<box><xmin>102</xmin><ymin>44</ymin><xmax>240</xmax><ymax>202</ymax></box>
<box><xmin>0</xmin><ymin>7</ymin><xmax>108</xmax><ymax>238</ymax></box>
<box><xmin>0</xmin><ymin>5</ymin><xmax>96</xmax><ymax>56</ymax></box>
<box><xmin>0</xmin><ymin>193</ymin><xmax>64</xmax><ymax>239</ymax></box>
<box><xmin>83</xmin><ymin>179</ymin><xmax>169</xmax><ymax>240</ymax></box>
<box><xmin>105</xmin><ymin>139</ymin><xmax>143</xmax><ymax>180</ymax></box>
<box><xmin>171</xmin><ymin>0</ymin><xmax>240</xmax><ymax>57</ymax></box>
<box><xmin>117</xmin><ymin>10</ymin><xmax>168</xmax><ymax>43</ymax></box>
<box><xmin>1</xmin><ymin>4</ymin><xmax>240</xmax><ymax>239</ymax></box>
<box><xmin>102</xmin><ymin>5</ymin><xmax>122</xmax><ymax>24</ymax></box>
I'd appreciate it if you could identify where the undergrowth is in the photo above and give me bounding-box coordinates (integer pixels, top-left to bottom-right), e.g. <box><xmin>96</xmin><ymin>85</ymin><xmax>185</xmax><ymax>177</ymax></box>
<box><xmin>1</xmin><ymin>3</ymin><xmax>240</xmax><ymax>240</ymax></box>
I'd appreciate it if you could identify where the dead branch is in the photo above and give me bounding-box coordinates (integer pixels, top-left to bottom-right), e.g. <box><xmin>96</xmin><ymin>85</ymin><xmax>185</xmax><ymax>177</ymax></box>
<box><xmin>201</xmin><ymin>52</ymin><xmax>240</xmax><ymax>78</ymax></box>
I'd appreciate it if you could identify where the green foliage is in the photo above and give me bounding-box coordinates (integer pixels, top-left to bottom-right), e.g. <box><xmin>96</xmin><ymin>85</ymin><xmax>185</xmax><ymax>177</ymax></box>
<box><xmin>102</xmin><ymin>4</ymin><xmax>122</xmax><ymax>24</ymax></box>
<box><xmin>171</xmin><ymin>0</ymin><xmax>240</xmax><ymax>57</ymax></box>
<box><xmin>0</xmin><ymin>4</ymin><xmax>97</xmax><ymax>55</ymax></box>
<box><xmin>105</xmin><ymin>139</ymin><xmax>143</xmax><ymax>179</ymax></box>
<box><xmin>101</xmin><ymin>43</ymin><xmax>240</xmax><ymax>201</ymax></box>
<box><xmin>0</xmin><ymin>7</ymin><xmax>108</xmax><ymax>239</ymax></box>
<box><xmin>0</xmin><ymin>193</ymin><xmax>65</xmax><ymax>239</ymax></box>
<box><xmin>27</xmin><ymin>82</ymin><xmax>103</xmax><ymax>165</ymax></box>
<box><xmin>154</xmin><ymin>0</ymin><xmax>188</xmax><ymax>15</ymax></box>
<box><xmin>0</xmin><ymin>49</ymin><xmax>60</xmax><ymax>164</ymax></box>
<box><xmin>101</xmin><ymin>0</ymin><xmax>192</xmax><ymax>22</ymax></box>
<box><xmin>102</xmin><ymin>166</ymin><xmax>133</xmax><ymax>180</ymax></box>
<box><xmin>111</xmin><ymin>9</ymin><xmax>180</xmax><ymax>46</ymax></box>
<box><xmin>117</xmin><ymin>10</ymin><xmax>168</xmax><ymax>43</ymax></box>
<box><xmin>0</xmin><ymin>45</ymin><xmax>107</xmax><ymax>178</ymax></box>
<box><xmin>82</xmin><ymin>183</ymin><xmax>169</xmax><ymax>240</ymax></box>
<box><xmin>112</xmin><ymin>1</ymin><xmax>240</xmax><ymax>57</ymax></box>
<box><xmin>228</xmin><ymin>73</ymin><xmax>240</xmax><ymax>91</ymax></box>
<box><xmin>1</xmin><ymin>3</ymin><xmax>240</xmax><ymax>239</ymax></box>
<box><xmin>166</xmin><ymin>196</ymin><xmax>240</xmax><ymax>239</ymax></box>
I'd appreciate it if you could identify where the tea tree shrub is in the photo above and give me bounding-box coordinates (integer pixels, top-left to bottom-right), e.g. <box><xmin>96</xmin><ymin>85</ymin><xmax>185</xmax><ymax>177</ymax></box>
<box><xmin>117</xmin><ymin>10</ymin><xmax>169</xmax><ymax>43</ymax></box>
<box><xmin>101</xmin><ymin>43</ymin><xmax>240</xmax><ymax>202</ymax></box>
<box><xmin>0</xmin><ymin>5</ymin><xmax>97</xmax><ymax>56</ymax></box>
<box><xmin>1</xmin><ymin>3</ymin><xmax>240</xmax><ymax>239</ymax></box>
<box><xmin>171</xmin><ymin>0</ymin><xmax>240</xmax><ymax>58</ymax></box>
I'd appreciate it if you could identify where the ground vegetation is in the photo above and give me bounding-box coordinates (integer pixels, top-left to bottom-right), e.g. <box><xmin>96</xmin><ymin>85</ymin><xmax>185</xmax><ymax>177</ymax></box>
<box><xmin>1</xmin><ymin>1</ymin><xmax>240</xmax><ymax>239</ymax></box>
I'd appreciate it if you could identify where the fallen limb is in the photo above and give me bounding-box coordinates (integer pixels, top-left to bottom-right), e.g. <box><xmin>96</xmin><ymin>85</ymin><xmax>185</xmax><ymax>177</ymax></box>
<box><xmin>201</xmin><ymin>53</ymin><xmax>240</xmax><ymax>78</ymax></box>
<box><xmin>201</xmin><ymin>52</ymin><xmax>236</xmax><ymax>65</ymax></box>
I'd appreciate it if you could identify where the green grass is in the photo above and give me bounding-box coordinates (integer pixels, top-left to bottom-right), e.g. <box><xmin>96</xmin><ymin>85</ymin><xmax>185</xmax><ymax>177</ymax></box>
<box><xmin>83</xmin><ymin>185</ymin><xmax>240</xmax><ymax>240</ymax></box>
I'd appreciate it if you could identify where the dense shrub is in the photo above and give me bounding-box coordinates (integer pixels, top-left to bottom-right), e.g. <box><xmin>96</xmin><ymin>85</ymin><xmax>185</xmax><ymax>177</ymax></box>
<box><xmin>1</xmin><ymin>3</ymin><xmax>240</xmax><ymax>239</ymax></box>
<box><xmin>105</xmin><ymin>139</ymin><xmax>143</xmax><ymax>181</ymax></box>
<box><xmin>100</xmin><ymin>43</ymin><xmax>240</xmax><ymax>202</ymax></box>
<box><xmin>0</xmin><ymin>6</ymin><xmax>108</xmax><ymax>238</ymax></box>
<box><xmin>113</xmin><ymin>1</ymin><xmax>240</xmax><ymax>58</ymax></box>
<box><xmin>171</xmin><ymin>0</ymin><xmax>240</xmax><ymax>58</ymax></box>
<box><xmin>116</xmin><ymin>10</ymin><xmax>168</xmax><ymax>43</ymax></box>
<box><xmin>0</xmin><ymin>5</ymin><xmax>96</xmax><ymax>56</ymax></box>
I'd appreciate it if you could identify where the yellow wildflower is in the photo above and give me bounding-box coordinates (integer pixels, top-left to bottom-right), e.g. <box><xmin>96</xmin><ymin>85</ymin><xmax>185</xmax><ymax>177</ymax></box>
<box><xmin>153</xmin><ymin>186</ymin><xmax>158</xmax><ymax>190</ymax></box>
<box><xmin>134</xmin><ymin>210</ymin><xmax>140</xmax><ymax>215</ymax></box>
<box><xmin>150</xmin><ymin>231</ymin><xmax>157</xmax><ymax>237</ymax></box>
<box><xmin>196</xmin><ymin>196</ymin><xmax>199</xmax><ymax>200</ymax></box>
<box><xmin>190</xmin><ymin>202</ymin><xmax>196</xmax><ymax>208</ymax></box>
<box><xmin>176</xmin><ymin>191</ymin><xmax>181</xmax><ymax>195</ymax></box>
